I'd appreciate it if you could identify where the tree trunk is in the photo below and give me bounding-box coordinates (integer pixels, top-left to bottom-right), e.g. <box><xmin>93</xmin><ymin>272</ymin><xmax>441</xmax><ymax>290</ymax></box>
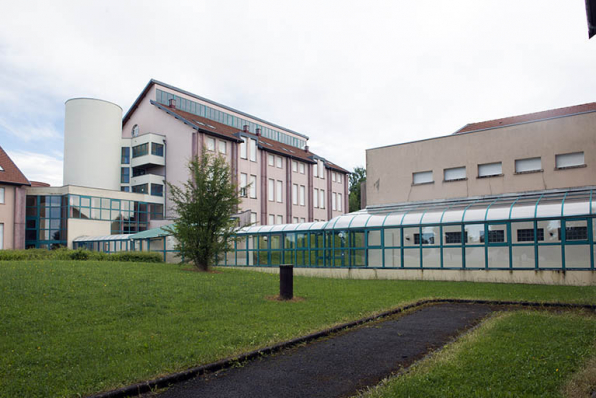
<box><xmin>194</xmin><ymin>257</ymin><xmax>209</xmax><ymax>272</ymax></box>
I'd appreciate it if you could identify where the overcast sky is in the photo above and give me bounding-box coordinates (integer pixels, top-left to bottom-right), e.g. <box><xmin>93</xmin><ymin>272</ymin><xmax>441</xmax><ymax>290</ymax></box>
<box><xmin>1</xmin><ymin>1</ymin><xmax>594</xmax><ymax>186</ymax></box>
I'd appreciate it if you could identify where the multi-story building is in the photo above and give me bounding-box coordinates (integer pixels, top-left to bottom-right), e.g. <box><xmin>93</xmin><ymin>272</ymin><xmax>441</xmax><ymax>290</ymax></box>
<box><xmin>119</xmin><ymin>79</ymin><xmax>349</xmax><ymax>226</ymax></box>
<box><xmin>0</xmin><ymin>146</ymin><xmax>30</xmax><ymax>250</ymax></box>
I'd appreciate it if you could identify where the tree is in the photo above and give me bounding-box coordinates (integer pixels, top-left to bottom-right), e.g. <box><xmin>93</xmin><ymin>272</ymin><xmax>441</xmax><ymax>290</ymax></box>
<box><xmin>349</xmin><ymin>166</ymin><xmax>366</xmax><ymax>212</ymax></box>
<box><xmin>165</xmin><ymin>150</ymin><xmax>242</xmax><ymax>272</ymax></box>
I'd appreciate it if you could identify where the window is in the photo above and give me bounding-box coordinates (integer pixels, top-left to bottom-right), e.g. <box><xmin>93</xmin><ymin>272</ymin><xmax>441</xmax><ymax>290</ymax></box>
<box><xmin>515</xmin><ymin>157</ymin><xmax>541</xmax><ymax>173</ymax></box>
<box><xmin>277</xmin><ymin>215</ymin><xmax>283</xmax><ymax>225</ymax></box>
<box><xmin>292</xmin><ymin>161</ymin><xmax>298</xmax><ymax>172</ymax></box>
<box><xmin>268</xmin><ymin>179</ymin><xmax>275</xmax><ymax>201</ymax></box>
<box><xmin>218</xmin><ymin>140</ymin><xmax>226</xmax><ymax>154</ymax></box>
<box><xmin>337</xmin><ymin>174</ymin><xmax>342</xmax><ymax>183</ymax></box>
<box><xmin>299</xmin><ymin>185</ymin><xmax>305</xmax><ymax>206</ymax></box>
<box><xmin>565</xmin><ymin>225</ymin><xmax>588</xmax><ymax>241</ymax></box>
<box><xmin>320</xmin><ymin>190</ymin><xmax>325</xmax><ymax>209</ymax></box>
<box><xmin>121</xmin><ymin>147</ymin><xmax>130</xmax><ymax>164</ymax></box>
<box><xmin>332</xmin><ymin>192</ymin><xmax>337</xmax><ymax>210</ymax></box>
<box><xmin>319</xmin><ymin>160</ymin><xmax>325</xmax><ymax>178</ymax></box>
<box><xmin>151</xmin><ymin>143</ymin><xmax>164</xmax><ymax>156</ymax></box>
<box><xmin>478</xmin><ymin>162</ymin><xmax>502</xmax><ymax>177</ymax></box>
<box><xmin>487</xmin><ymin>230</ymin><xmax>505</xmax><ymax>243</ymax></box>
<box><xmin>131</xmin><ymin>124</ymin><xmax>139</xmax><ymax>137</ymax></box>
<box><xmin>268</xmin><ymin>154</ymin><xmax>274</xmax><ymax>166</ymax></box>
<box><xmin>332</xmin><ymin>172</ymin><xmax>336</xmax><ymax>182</ymax></box>
<box><xmin>292</xmin><ymin>184</ymin><xmax>298</xmax><ymax>205</ymax></box>
<box><xmin>132</xmin><ymin>143</ymin><xmax>148</xmax><ymax>158</ymax></box>
<box><xmin>276</xmin><ymin>180</ymin><xmax>283</xmax><ymax>203</ymax></box>
<box><xmin>338</xmin><ymin>193</ymin><xmax>342</xmax><ymax>212</ymax></box>
<box><xmin>314</xmin><ymin>188</ymin><xmax>319</xmax><ymax>208</ymax></box>
<box><xmin>299</xmin><ymin>163</ymin><xmax>305</xmax><ymax>174</ymax></box>
<box><xmin>269</xmin><ymin>214</ymin><xmax>275</xmax><ymax>225</ymax></box>
<box><xmin>250</xmin><ymin>175</ymin><xmax>257</xmax><ymax>198</ymax></box>
<box><xmin>517</xmin><ymin>228</ymin><xmax>544</xmax><ymax>242</ymax></box>
<box><xmin>121</xmin><ymin>186</ymin><xmax>130</xmax><ymax>192</ymax></box>
<box><xmin>556</xmin><ymin>152</ymin><xmax>584</xmax><ymax>169</ymax></box>
<box><xmin>120</xmin><ymin>167</ymin><xmax>130</xmax><ymax>184</ymax></box>
<box><xmin>0</xmin><ymin>223</ymin><xmax>3</xmax><ymax>250</ymax></box>
<box><xmin>0</xmin><ymin>187</ymin><xmax>5</xmax><ymax>204</ymax></box>
<box><xmin>240</xmin><ymin>138</ymin><xmax>247</xmax><ymax>159</ymax></box>
<box><xmin>206</xmin><ymin>137</ymin><xmax>215</xmax><ymax>151</ymax></box>
<box><xmin>132</xmin><ymin>184</ymin><xmax>148</xmax><ymax>194</ymax></box>
<box><xmin>276</xmin><ymin>156</ymin><xmax>283</xmax><ymax>168</ymax></box>
<box><xmin>151</xmin><ymin>184</ymin><xmax>163</xmax><ymax>197</ymax></box>
<box><xmin>293</xmin><ymin>217</ymin><xmax>299</xmax><ymax>223</ymax></box>
<box><xmin>240</xmin><ymin>173</ymin><xmax>247</xmax><ymax>197</ymax></box>
<box><xmin>414</xmin><ymin>233</ymin><xmax>435</xmax><ymax>245</ymax></box>
<box><xmin>413</xmin><ymin>171</ymin><xmax>433</xmax><ymax>185</ymax></box>
<box><xmin>250</xmin><ymin>212</ymin><xmax>257</xmax><ymax>224</ymax></box>
<box><xmin>300</xmin><ymin>217</ymin><xmax>305</xmax><ymax>223</ymax></box>
<box><xmin>314</xmin><ymin>162</ymin><xmax>318</xmax><ymax>178</ymax></box>
<box><xmin>444</xmin><ymin>166</ymin><xmax>466</xmax><ymax>181</ymax></box>
<box><xmin>445</xmin><ymin>231</ymin><xmax>462</xmax><ymax>244</ymax></box>
<box><xmin>249</xmin><ymin>139</ymin><xmax>257</xmax><ymax>162</ymax></box>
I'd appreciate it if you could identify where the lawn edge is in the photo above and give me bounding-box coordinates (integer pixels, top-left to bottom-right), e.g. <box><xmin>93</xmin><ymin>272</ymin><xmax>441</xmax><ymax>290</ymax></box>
<box><xmin>87</xmin><ymin>299</ymin><xmax>596</xmax><ymax>398</ymax></box>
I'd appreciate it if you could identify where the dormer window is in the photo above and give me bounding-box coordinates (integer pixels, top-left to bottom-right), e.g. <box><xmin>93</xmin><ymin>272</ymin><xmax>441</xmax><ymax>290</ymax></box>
<box><xmin>132</xmin><ymin>125</ymin><xmax>139</xmax><ymax>137</ymax></box>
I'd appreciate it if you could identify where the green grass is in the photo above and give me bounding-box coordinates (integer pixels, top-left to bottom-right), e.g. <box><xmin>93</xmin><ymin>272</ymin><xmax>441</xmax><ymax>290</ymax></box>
<box><xmin>1</xmin><ymin>261</ymin><xmax>596</xmax><ymax>397</ymax></box>
<box><xmin>362</xmin><ymin>311</ymin><xmax>596</xmax><ymax>398</ymax></box>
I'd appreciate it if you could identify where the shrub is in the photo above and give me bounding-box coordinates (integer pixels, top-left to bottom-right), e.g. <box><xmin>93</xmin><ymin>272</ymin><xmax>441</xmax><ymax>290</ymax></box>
<box><xmin>0</xmin><ymin>248</ymin><xmax>163</xmax><ymax>263</ymax></box>
<box><xmin>69</xmin><ymin>249</ymin><xmax>90</xmax><ymax>261</ymax></box>
<box><xmin>109</xmin><ymin>251</ymin><xmax>163</xmax><ymax>263</ymax></box>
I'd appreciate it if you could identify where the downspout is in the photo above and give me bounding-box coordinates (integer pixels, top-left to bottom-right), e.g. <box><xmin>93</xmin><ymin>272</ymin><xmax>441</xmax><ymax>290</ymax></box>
<box><xmin>162</xmin><ymin>137</ymin><xmax>167</xmax><ymax>219</ymax></box>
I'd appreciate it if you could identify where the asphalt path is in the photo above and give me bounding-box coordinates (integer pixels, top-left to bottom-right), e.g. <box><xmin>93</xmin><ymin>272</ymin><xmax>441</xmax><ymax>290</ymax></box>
<box><xmin>155</xmin><ymin>303</ymin><xmax>494</xmax><ymax>398</ymax></box>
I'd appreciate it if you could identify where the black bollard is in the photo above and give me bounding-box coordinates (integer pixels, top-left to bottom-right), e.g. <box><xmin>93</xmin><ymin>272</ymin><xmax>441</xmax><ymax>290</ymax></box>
<box><xmin>279</xmin><ymin>264</ymin><xmax>294</xmax><ymax>300</ymax></box>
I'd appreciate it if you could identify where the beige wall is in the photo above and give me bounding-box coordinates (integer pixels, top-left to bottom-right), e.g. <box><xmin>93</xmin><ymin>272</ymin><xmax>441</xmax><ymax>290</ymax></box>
<box><xmin>0</xmin><ymin>185</ymin><xmax>16</xmax><ymax>249</ymax></box>
<box><xmin>67</xmin><ymin>219</ymin><xmax>112</xmax><ymax>248</ymax></box>
<box><xmin>367</xmin><ymin>112</ymin><xmax>596</xmax><ymax>206</ymax></box>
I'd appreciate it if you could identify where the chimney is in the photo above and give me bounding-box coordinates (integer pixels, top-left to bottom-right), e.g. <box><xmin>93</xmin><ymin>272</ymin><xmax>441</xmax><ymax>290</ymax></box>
<box><xmin>243</xmin><ymin>125</ymin><xmax>249</xmax><ymax>133</ymax></box>
<box><xmin>304</xmin><ymin>145</ymin><xmax>309</xmax><ymax>152</ymax></box>
<box><xmin>256</xmin><ymin>128</ymin><xmax>261</xmax><ymax>136</ymax></box>
<box><xmin>169</xmin><ymin>98</ymin><xmax>176</xmax><ymax>109</ymax></box>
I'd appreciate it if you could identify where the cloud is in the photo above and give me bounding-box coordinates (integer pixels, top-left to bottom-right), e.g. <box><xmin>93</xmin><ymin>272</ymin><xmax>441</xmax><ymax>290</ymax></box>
<box><xmin>6</xmin><ymin>150</ymin><xmax>63</xmax><ymax>187</ymax></box>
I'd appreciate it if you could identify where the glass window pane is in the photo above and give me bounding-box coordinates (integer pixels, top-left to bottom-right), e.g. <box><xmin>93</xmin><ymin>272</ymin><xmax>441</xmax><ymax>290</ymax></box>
<box><xmin>368</xmin><ymin>230</ymin><xmax>381</xmax><ymax>247</ymax></box>
<box><xmin>422</xmin><ymin>248</ymin><xmax>440</xmax><ymax>268</ymax></box>
<box><xmin>403</xmin><ymin>249</ymin><xmax>420</xmax><ymax>267</ymax></box>
<box><xmin>384</xmin><ymin>228</ymin><xmax>401</xmax><ymax>247</ymax></box>
<box><xmin>465</xmin><ymin>247</ymin><xmax>484</xmax><ymax>268</ymax></box>
<box><xmin>384</xmin><ymin>248</ymin><xmax>401</xmax><ymax>267</ymax></box>
<box><xmin>403</xmin><ymin>227</ymin><xmax>418</xmax><ymax>246</ymax></box>
<box><xmin>465</xmin><ymin>224</ymin><xmax>484</xmax><ymax>244</ymax></box>
<box><xmin>443</xmin><ymin>247</ymin><xmax>463</xmax><ymax>268</ymax></box>
<box><xmin>538</xmin><ymin>246</ymin><xmax>561</xmax><ymax>269</ymax></box>
<box><xmin>512</xmin><ymin>246</ymin><xmax>534</xmax><ymax>268</ymax></box>
<box><xmin>487</xmin><ymin>247</ymin><xmax>508</xmax><ymax>268</ymax></box>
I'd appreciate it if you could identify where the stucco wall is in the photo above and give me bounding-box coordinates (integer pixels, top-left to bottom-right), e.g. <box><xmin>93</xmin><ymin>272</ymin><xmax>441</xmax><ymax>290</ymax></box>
<box><xmin>0</xmin><ymin>185</ymin><xmax>16</xmax><ymax>249</ymax></box>
<box><xmin>366</xmin><ymin>112</ymin><xmax>596</xmax><ymax>206</ymax></box>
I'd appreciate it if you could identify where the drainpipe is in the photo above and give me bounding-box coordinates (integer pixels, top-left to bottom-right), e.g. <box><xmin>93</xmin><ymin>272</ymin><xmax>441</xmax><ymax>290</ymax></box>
<box><xmin>163</xmin><ymin>138</ymin><xmax>167</xmax><ymax>219</ymax></box>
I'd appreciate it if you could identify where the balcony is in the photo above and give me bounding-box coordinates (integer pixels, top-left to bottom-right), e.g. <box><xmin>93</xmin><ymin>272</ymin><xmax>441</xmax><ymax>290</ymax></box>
<box><xmin>131</xmin><ymin>174</ymin><xmax>165</xmax><ymax>202</ymax></box>
<box><xmin>130</xmin><ymin>133</ymin><xmax>166</xmax><ymax>168</ymax></box>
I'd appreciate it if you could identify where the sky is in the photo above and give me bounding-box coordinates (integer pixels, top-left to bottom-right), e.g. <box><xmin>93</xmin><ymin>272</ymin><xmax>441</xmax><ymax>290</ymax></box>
<box><xmin>0</xmin><ymin>1</ymin><xmax>595</xmax><ymax>186</ymax></box>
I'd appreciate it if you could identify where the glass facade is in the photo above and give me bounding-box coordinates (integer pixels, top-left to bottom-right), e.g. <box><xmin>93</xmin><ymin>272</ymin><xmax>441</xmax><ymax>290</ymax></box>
<box><xmin>25</xmin><ymin>194</ymin><xmax>164</xmax><ymax>248</ymax></box>
<box><xmin>156</xmin><ymin>89</ymin><xmax>307</xmax><ymax>149</ymax></box>
<box><xmin>218</xmin><ymin>189</ymin><xmax>596</xmax><ymax>271</ymax></box>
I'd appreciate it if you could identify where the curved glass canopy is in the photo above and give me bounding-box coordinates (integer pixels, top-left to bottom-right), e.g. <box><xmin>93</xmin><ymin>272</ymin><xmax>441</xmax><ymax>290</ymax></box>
<box><xmin>237</xmin><ymin>188</ymin><xmax>595</xmax><ymax>234</ymax></box>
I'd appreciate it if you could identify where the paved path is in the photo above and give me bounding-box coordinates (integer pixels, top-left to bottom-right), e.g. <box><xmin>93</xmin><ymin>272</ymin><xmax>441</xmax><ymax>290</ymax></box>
<box><xmin>156</xmin><ymin>303</ymin><xmax>493</xmax><ymax>398</ymax></box>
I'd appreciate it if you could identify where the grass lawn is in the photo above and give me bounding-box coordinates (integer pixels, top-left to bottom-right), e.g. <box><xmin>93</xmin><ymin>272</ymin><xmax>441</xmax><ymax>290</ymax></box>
<box><xmin>361</xmin><ymin>311</ymin><xmax>596</xmax><ymax>398</ymax></box>
<box><xmin>1</xmin><ymin>260</ymin><xmax>596</xmax><ymax>397</ymax></box>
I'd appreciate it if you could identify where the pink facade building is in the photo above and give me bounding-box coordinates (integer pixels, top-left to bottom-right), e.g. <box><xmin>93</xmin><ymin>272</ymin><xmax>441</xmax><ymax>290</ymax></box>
<box><xmin>0</xmin><ymin>146</ymin><xmax>30</xmax><ymax>250</ymax></box>
<box><xmin>121</xmin><ymin>80</ymin><xmax>349</xmax><ymax>225</ymax></box>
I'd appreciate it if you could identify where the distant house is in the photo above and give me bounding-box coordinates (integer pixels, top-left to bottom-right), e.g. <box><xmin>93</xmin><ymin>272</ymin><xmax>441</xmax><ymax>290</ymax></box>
<box><xmin>0</xmin><ymin>146</ymin><xmax>30</xmax><ymax>250</ymax></box>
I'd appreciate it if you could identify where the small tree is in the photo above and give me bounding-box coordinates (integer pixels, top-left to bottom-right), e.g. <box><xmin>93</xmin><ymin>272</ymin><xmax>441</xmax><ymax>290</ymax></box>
<box><xmin>349</xmin><ymin>166</ymin><xmax>366</xmax><ymax>212</ymax></box>
<box><xmin>166</xmin><ymin>150</ymin><xmax>241</xmax><ymax>271</ymax></box>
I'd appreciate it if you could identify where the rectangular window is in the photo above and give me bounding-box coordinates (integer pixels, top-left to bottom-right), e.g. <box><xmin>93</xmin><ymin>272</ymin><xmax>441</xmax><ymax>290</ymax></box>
<box><xmin>151</xmin><ymin>143</ymin><xmax>164</xmax><ymax>156</ymax></box>
<box><xmin>478</xmin><ymin>162</ymin><xmax>502</xmax><ymax>177</ymax></box>
<box><xmin>249</xmin><ymin>139</ymin><xmax>257</xmax><ymax>162</ymax></box>
<box><xmin>300</xmin><ymin>217</ymin><xmax>305</xmax><ymax>223</ymax></box>
<box><xmin>314</xmin><ymin>188</ymin><xmax>319</xmax><ymax>208</ymax></box>
<box><xmin>414</xmin><ymin>233</ymin><xmax>435</xmax><ymax>245</ymax></box>
<box><xmin>240</xmin><ymin>173</ymin><xmax>247</xmax><ymax>197</ymax></box>
<box><xmin>299</xmin><ymin>185</ymin><xmax>305</xmax><ymax>206</ymax></box>
<box><xmin>444</xmin><ymin>166</ymin><xmax>466</xmax><ymax>181</ymax></box>
<box><xmin>277</xmin><ymin>215</ymin><xmax>283</xmax><ymax>225</ymax></box>
<box><xmin>120</xmin><ymin>167</ymin><xmax>130</xmax><ymax>183</ymax></box>
<box><xmin>314</xmin><ymin>162</ymin><xmax>318</xmax><ymax>178</ymax></box>
<box><xmin>565</xmin><ymin>226</ymin><xmax>588</xmax><ymax>241</ymax></box>
<box><xmin>338</xmin><ymin>173</ymin><xmax>342</xmax><ymax>183</ymax></box>
<box><xmin>332</xmin><ymin>192</ymin><xmax>337</xmax><ymax>210</ymax></box>
<box><xmin>293</xmin><ymin>217</ymin><xmax>299</xmax><ymax>223</ymax></box>
<box><xmin>218</xmin><ymin>140</ymin><xmax>226</xmax><ymax>154</ymax></box>
<box><xmin>0</xmin><ymin>187</ymin><xmax>5</xmax><ymax>204</ymax></box>
<box><xmin>487</xmin><ymin>230</ymin><xmax>505</xmax><ymax>243</ymax></box>
<box><xmin>269</xmin><ymin>214</ymin><xmax>275</xmax><ymax>225</ymax></box>
<box><xmin>556</xmin><ymin>152</ymin><xmax>584</xmax><ymax>169</ymax></box>
<box><xmin>332</xmin><ymin>172</ymin><xmax>336</xmax><ymax>182</ymax></box>
<box><xmin>276</xmin><ymin>156</ymin><xmax>283</xmax><ymax>168</ymax></box>
<box><xmin>445</xmin><ymin>231</ymin><xmax>462</xmax><ymax>244</ymax></box>
<box><xmin>320</xmin><ymin>190</ymin><xmax>325</xmax><ymax>209</ymax></box>
<box><xmin>319</xmin><ymin>161</ymin><xmax>325</xmax><ymax>179</ymax></box>
<box><xmin>250</xmin><ymin>175</ymin><xmax>257</xmax><ymax>198</ymax></box>
<box><xmin>206</xmin><ymin>137</ymin><xmax>215</xmax><ymax>151</ymax></box>
<box><xmin>292</xmin><ymin>160</ymin><xmax>298</xmax><ymax>172</ymax></box>
<box><xmin>515</xmin><ymin>157</ymin><xmax>541</xmax><ymax>173</ymax></box>
<box><xmin>150</xmin><ymin>184</ymin><xmax>163</xmax><ymax>197</ymax></box>
<box><xmin>293</xmin><ymin>184</ymin><xmax>298</xmax><ymax>205</ymax></box>
<box><xmin>121</xmin><ymin>147</ymin><xmax>130</xmax><ymax>164</ymax></box>
<box><xmin>299</xmin><ymin>163</ymin><xmax>305</xmax><ymax>174</ymax></box>
<box><xmin>268</xmin><ymin>179</ymin><xmax>275</xmax><ymax>201</ymax></box>
<box><xmin>268</xmin><ymin>154</ymin><xmax>274</xmax><ymax>166</ymax></box>
<box><xmin>121</xmin><ymin>186</ymin><xmax>130</xmax><ymax>192</ymax></box>
<box><xmin>132</xmin><ymin>184</ymin><xmax>148</xmax><ymax>194</ymax></box>
<box><xmin>413</xmin><ymin>171</ymin><xmax>433</xmax><ymax>184</ymax></box>
<box><xmin>132</xmin><ymin>143</ymin><xmax>148</xmax><ymax>158</ymax></box>
<box><xmin>517</xmin><ymin>228</ymin><xmax>544</xmax><ymax>242</ymax></box>
<box><xmin>250</xmin><ymin>212</ymin><xmax>257</xmax><ymax>224</ymax></box>
<box><xmin>240</xmin><ymin>138</ymin><xmax>247</xmax><ymax>159</ymax></box>
<box><xmin>276</xmin><ymin>180</ymin><xmax>283</xmax><ymax>203</ymax></box>
<box><xmin>338</xmin><ymin>193</ymin><xmax>342</xmax><ymax>212</ymax></box>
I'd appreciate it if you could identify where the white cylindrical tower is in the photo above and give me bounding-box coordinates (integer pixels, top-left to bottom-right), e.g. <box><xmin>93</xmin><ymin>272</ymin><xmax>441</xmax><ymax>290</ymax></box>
<box><xmin>63</xmin><ymin>98</ymin><xmax>122</xmax><ymax>190</ymax></box>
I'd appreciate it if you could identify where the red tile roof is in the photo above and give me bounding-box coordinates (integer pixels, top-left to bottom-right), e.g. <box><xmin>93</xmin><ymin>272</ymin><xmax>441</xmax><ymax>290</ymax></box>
<box><xmin>0</xmin><ymin>146</ymin><xmax>30</xmax><ymax>186</ymax></box>
<box><xmin>152</xmin><ymin>101</ymin><xmax>350</xmax><ymax>174</ymax></box>
<box><xmin>30</xmin><ymin>181</ymin><xmax>50</xmax><ymax>187</ymax></box>
<box><xmin>454</xmin><ymin>102</ymin><xmax>596</xmax><ymax>135</ymax></box>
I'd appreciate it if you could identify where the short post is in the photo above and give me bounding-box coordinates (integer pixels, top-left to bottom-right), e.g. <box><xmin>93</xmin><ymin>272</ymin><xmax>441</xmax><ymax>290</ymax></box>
<box><xmin>279</xmin><ymin>264</ymin><xmax>294</xmax><ymax>300</ymax></box>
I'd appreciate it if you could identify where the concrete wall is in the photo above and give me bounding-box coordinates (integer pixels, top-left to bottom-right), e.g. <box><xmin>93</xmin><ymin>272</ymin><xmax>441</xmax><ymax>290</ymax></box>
<box><xmin>230</xmin><ymin>266</ymin><xmax>596</xmax><ymax>287</ymax></box>
<box><xmin>366</xmin><ymin>112</ymin><xmax>596</xmax><ymax>206</ymax></box>
<box><xmin>67</xmin><ymin>219</ymin><xmax>111</xmax><ymax>248</ymax></box>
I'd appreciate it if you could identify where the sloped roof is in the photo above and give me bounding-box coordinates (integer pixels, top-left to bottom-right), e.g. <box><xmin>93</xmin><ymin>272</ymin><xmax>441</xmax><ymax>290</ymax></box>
<box><xmin>454</xmin><ymin>102</ymin><xmax>596</xmax><ymax>135</ymax></box>
<box><xmin>0</xmin><ymin>146</ymin><xmax>30</xmax><ymax>186</ymax></box>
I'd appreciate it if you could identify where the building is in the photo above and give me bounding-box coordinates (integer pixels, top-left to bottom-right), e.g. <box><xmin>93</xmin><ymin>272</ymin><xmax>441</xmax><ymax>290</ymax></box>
<box><xmin>118</xmin><ymin>79</ymin><xmax>349</xmax><ymax>226</ymax></box>
<box><xmin>0</xmin><ymin>146</ymin><xmax>30</xmax><ymax>250</ymax></box>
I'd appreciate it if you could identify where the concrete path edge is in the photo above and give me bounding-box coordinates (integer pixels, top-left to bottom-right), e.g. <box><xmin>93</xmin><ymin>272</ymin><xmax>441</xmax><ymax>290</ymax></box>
<box><xmin>87</xmin><ymin>299</ymin><xmax>596</xmax><ymax>398</ymax></box>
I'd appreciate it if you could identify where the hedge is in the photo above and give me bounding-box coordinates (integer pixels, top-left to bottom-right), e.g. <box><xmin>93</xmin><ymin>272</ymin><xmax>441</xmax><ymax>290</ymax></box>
<box><xmin>0</xmin><ymin>248</ymin><xmax>163</xmax><ymax>263</ymax></box>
